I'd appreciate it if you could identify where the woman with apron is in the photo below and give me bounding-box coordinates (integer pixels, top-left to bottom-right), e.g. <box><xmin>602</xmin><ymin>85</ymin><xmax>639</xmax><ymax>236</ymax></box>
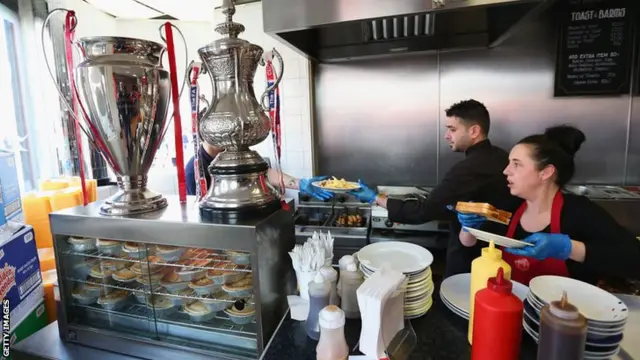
<box><xmin>457</xmin><ymin>125</ymin><xmax>640</xmax><ymax>285</ymax></box>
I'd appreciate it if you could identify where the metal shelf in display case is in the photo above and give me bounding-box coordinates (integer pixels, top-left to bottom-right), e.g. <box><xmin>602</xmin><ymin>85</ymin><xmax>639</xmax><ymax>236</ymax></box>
<box><xmin>50</xmin><ymin>196</ymin><xmax>296</xmax><ymax>360</ymax></box>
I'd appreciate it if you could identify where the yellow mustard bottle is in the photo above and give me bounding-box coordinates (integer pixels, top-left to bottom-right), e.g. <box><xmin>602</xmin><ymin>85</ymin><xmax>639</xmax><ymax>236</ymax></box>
<box><xmin>468</xmin><ymin>240</ymin><xmax>511</xmax><ymax>344</ymax></box>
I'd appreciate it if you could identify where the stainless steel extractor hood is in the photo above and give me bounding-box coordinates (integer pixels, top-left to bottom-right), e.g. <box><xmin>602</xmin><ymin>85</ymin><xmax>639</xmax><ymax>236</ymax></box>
<box><xmin>262</xmin><ymin>0</ymin><xmax>557</xmax><ymax>62</ymax></box>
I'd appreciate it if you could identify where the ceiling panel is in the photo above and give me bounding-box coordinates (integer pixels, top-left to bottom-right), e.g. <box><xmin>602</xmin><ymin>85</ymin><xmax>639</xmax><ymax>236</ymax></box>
<box><xmin>134</xmin><ymin>0</ymin><xmax>220</xmax><ymax>21</ymax></box>
<box><xmin>84</xmin><ymin>0</ymin><xmax>260</xmax><ymax>21</ymax></box>
<box><xmin>86</xmin><ymin>0</ymin><xmax>163</xmax><ymax>19</ymax></box>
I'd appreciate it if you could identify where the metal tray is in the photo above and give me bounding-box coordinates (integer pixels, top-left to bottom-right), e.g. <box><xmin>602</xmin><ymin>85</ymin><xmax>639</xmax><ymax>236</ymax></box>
<box><xmin>295</xmin><ymin>207</ymin><xmax>370</xmax><ymax>240</ymax></box>
<box><xmin>565</xmin><ymin>185</ymin><xmax>640</xmax><ymax>199</ymax></box>
<box><xmin>293</xmin><ymin>212</ymin><xmax>333</xmax><ymax>227</ymax></box>
<box><xmin>328</xmin><ymin>208</ymin><xmax>369</xmax><ymax>231</ymax></box>
<box><xmin>589</xmin><ymin>186</ymin><xmax>640</xmax><ymax>199</ymax></box>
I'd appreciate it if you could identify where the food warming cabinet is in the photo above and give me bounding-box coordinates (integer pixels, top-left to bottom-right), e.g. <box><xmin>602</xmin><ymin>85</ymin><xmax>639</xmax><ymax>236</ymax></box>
<box><xmin>49</xmin><ymin>196</ymin><xmax>296</xmax><ymax>360</ymax></box>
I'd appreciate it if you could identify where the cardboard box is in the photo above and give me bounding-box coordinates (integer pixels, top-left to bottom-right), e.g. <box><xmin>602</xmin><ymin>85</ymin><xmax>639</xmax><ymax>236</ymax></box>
<box><xmin>0</xmin><ymin>226</ymin><xmax>42</xmax><ymax>317</ymax></box>
<box><xmin>7</xmin><ymin>283</ymin><xmax>44</xmax><ymax>329</ymax></box>
<box><xmin>2</xmin><ymin>299</ymin><xmax>48</xmax><ymax>360</ymax></box>
<box><xmin>0</xmin><ymin>152</ymin><xmax>23</xmax><ymax>231</ymax></box>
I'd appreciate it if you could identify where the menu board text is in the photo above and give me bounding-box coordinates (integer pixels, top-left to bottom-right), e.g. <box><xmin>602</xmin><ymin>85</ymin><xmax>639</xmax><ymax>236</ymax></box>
<box><xmin>554</xmin><ymin>0</ymin><xmax>633</xmax><ymax>96</ymax></box>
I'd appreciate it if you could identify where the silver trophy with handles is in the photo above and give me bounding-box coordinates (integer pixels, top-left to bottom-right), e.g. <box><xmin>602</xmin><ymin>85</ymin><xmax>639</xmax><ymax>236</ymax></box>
<box><xmin>43</xmin><ymin>10</ymin><xmax>185</xmax><ymax>216</ymax></box>
<box><xmin>197</xmin><ymin>0</ymin><xmax>284</xmax><ymax>220</ymax></box>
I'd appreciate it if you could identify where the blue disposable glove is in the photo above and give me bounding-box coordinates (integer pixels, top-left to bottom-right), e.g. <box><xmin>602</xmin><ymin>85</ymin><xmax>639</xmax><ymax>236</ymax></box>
<box><xmin>348</xmin><ymin>180</ymin><xmax>377</xmax><ymax>204</ymax></box>
<box><xmin>299</xmin><ymin>176</ymin><xmax>333</xmax><ymax>201</ymax></box>
<box><xmin>505</xmin><ymin>233</ymin><xmax>572</xmax><ymax>260</ymax></box>
<box><xmin>446</xmin><ymin>205</ymin><xmax>486</xmax><ymax>232</ymax></box>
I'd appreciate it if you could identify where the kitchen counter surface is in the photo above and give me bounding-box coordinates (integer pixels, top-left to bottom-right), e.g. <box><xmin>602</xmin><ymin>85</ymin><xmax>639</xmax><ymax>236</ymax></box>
<box><xmin>263</xmin><ymin>278</ymin><xmax>639</xmax><ymax>359</ymax></box>
<box><xmin>262</xmin><ymin>276</ymin><xmax>537</xmax><ymax>360</ymax></box>
<box><xmin>12</xmin><ymin>277</ymin><xmax>639</xmax><ymax>360</ymax></box>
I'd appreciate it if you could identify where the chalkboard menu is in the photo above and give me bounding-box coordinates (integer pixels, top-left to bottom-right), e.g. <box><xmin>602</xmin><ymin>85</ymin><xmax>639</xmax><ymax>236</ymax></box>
<box><xmin>554</xmin><ymin>0</ymin><xmax>634</xmax><ymax>96</ymax></box>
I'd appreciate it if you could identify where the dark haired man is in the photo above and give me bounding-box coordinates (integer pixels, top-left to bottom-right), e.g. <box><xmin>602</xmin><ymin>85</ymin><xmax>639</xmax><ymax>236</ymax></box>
<box><xmin>350</xmin><ymin>99</ymin><xmax>517</xmax><ymax>277</ymax></box>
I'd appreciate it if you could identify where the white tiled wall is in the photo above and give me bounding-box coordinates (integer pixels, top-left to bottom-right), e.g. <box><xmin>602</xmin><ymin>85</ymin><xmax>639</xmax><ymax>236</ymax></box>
<box><xmin>113</xmin><ymin>3</ymin><xmax>314</xmax><ymax>195</ymax></box>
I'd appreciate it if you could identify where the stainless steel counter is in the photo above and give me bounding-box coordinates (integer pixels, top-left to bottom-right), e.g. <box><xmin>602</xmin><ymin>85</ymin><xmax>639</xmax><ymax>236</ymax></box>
<box><xmin>12</xmin><ymin>322</ymin><xmax>138</xmax><ymax>360</ymax></box>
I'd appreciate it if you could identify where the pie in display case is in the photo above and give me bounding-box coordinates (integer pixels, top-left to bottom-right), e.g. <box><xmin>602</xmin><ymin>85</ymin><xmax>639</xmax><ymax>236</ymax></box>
<box><xmin>50</xmin><ymin>198</ymin><xmax>296</xmax><ymax>360</ymax></box>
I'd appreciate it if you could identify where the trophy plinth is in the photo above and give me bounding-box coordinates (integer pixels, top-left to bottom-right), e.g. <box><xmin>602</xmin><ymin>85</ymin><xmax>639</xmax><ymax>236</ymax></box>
<box><xmin>101</xmin><ymin>176</ymin><xmax>168</xmax><ymax>216</ymax></box>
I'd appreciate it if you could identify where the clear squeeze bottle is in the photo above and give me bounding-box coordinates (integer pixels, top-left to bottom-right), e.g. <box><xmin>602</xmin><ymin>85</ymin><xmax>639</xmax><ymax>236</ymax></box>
<box><xmin>537</xmin><ymin>291</ymin><xmax>587</xmax><ymax>360</ymax></box>
<box><xmin>306</xmin><ymin>273</ymin><xmax>332</xmax><ymax>340</ymax></box>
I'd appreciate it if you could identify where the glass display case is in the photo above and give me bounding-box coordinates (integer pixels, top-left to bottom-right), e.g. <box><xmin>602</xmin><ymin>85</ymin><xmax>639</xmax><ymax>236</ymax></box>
<box><xmin>50</xmin><ymin>197</ymin><xmax>296</xmax><ymax>360</ymax></box>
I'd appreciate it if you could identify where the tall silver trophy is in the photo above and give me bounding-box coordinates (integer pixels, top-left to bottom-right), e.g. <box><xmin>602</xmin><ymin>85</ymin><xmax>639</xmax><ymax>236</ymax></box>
<box><xmin>75</xmin><ymin>37</ymin><xmax>171</xmax><ymax>215</ymax></box>
<box><xmin>198</xmin><ymin>0</ymin><xmax>284</xmax><ymax>220</ymax></box>
<box><xmin>44</xmin><ymin>11</ymin><xmax>172</xmax><ymax>215</ymax></box>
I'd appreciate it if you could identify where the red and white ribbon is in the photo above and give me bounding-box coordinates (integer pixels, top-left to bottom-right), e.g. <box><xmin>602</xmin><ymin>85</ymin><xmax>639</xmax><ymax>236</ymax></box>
<box><xmin>63</xmin><ymin>11</ymin><xmax>88</xmax><ymax>206</ymax></box>
<box><xmin>189</xmin><ymin>63</ymin><xmax>207</xmax><ymax>200</ymax></box>
<box><xmin>264</xmin><ymin>51</ymin><xmax>288</xmax><ymax>211</ymax></box>
<box><xmin>163</xmin><ymin>22</ymin><xmax>187</xmax><ymax>203</ymax></box>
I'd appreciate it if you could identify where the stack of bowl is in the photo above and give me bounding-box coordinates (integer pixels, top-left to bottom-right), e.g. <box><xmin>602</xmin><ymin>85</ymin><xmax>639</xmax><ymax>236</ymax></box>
<box><xmin>524</xmin><ymin>276</ymin><xmax>628</xmax><ymax>360</ymax></box>
<box><xmin>439</xmin><ymin>273</ymin><xmax>528</xmax><ymax>320</ymax></box>
<box><xmin>357</xmin><ymin>242</ymin><xmax>434</xmax><ymax>318</ymax></box>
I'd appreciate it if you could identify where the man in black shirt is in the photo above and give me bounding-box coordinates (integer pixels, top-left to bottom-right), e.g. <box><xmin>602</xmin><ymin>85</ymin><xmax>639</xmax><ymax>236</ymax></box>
<box><xmin>350</xmin><ymin>100</ymin><xmax>517</xmax><ymax>277</ymax></box>
<box><xmin>185</xmin><ymin>141</ymin><xmax>331</xmax><ymax>200</ymax></box>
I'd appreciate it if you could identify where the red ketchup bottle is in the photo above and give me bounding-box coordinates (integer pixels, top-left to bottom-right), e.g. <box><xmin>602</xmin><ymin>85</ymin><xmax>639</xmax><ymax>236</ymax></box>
<box><xmin>471</xmin><ymin>267</ymin><xmax>524</xmax><ymax>360</ymax></box>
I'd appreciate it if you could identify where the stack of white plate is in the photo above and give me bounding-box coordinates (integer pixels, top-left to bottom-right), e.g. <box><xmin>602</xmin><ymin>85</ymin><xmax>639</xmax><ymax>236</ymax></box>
<box><xmin>439</xmin><ymin>273</ymin><xmax>529</xmax><ymax>320</ymax></box>
<box><xmin>524</xmin><ymin>276</ymin><xmax>628</xmax><ymax>360</ymax></box>
<box><xmin>356</xmin><ymin>242</ymin><xmax>434</xmax><ymax>319</ymax></box>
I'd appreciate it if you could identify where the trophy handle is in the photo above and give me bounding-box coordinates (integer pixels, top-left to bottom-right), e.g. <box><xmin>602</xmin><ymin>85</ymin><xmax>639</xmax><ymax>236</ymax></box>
<box><xmin>190</xmin><ymin>61</ymin><xmax>213</xmax><ymax>108</ymax></box>
<box><xmin>158</xmin><ymin>23</ymin><xmax>189</xmax><ymax>99</ymax></box>
<box><xmin>259</xmin><ymin>48</ymin><xmax>284</xmax><ymax>111</ymax></box>
<box><xmin>199</xmin><ymin>94</ymin><xmax>210</xmax><ymax>109</ymax></box>
<box><xmin>41</xmin><ymin>8</ymin><xmax>95</xmax><ymax>144</ymax></box>
<box><xmin>159</xmin><ymin>60</ymin><xmax>207</xmax><ymax>142</ymax></box>
<box><xmin>158</xmin><ymin>23</ymin><xmax>191</xmax><ymax>142</ymax></box>
<box><xmin>192</xmin><ymin>61</ymin><xmax>215</xmax><ymax>119</ymax></box>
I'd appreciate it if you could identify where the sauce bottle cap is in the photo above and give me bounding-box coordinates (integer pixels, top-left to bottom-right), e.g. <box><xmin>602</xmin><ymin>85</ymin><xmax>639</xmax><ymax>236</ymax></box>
<box><xmin>346</xmin><ymin>263</ymin><xmax>357</xmax><ymax>272</ymax></box>
<box><xmin>319</xmin><ymin>305</ymin><xmax>345</xmax><ymax>329</ymax></box>
<box><xmin>314</xmin><ymin>272</ymin><xmax>325</xmax><ymax>284</ymax></box>
<box><xmin>549</xmin><ymin>291</ymin><xmax>580</xmax><ymax>320</ymax></box>
<box><xmin>319</xmin><ymin>265</ymin><xmax>338</xmax><ymax>282</ymax></box>
<box><xmin>339</xmin><ymin>255</ymin><xmax>354</xmax><ymax>268</ymax></box>
<box><xmin>487</xmin><ymin>267</ymin><xmax>512</xmax><ymax>295</ymax></box>
<box><xmin>482</xmin><ymin>240</ymin><xmax>502</xmax><ymax>260</ymax></box>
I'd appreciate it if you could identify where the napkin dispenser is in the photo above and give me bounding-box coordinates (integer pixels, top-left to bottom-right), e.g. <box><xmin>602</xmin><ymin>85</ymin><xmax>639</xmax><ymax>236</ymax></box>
<box><xmin>357</xmin><ymin>266</ymin><xmax>406</xmax><ymax>359</ymax></box>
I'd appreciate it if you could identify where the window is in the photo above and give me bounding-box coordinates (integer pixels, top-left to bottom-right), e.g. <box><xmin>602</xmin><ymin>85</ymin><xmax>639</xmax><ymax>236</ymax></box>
<box><xmin>0</xmin><ymin>3</ymin><xmax>58</xmax><ymax>192</ymax></box>
<box><xmin>0</xmin><ymin>4</ymin><xmax>33</xmax><ymax>191</ymax></box>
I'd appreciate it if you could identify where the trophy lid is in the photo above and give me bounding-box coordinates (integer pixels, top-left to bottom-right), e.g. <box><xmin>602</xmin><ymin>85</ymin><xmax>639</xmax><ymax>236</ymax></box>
<box><xmin>197</xmin><ymin>0</ymin><xmax>261</xmax><ymax>56</ymax></box>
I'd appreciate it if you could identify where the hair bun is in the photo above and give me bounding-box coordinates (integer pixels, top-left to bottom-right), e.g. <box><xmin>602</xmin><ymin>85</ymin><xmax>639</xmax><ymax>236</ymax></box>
<box><xmin>544</xmin><ymin>125</ymin><xmax>586</xmax><ymax>156</ymax></box>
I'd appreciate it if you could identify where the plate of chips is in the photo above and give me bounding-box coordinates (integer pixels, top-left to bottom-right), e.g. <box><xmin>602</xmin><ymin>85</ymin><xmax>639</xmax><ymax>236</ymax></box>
<box><xmin>312</xmin><ymin>177</ymin><xmax>361</xmax><ymax>193</ymax></box>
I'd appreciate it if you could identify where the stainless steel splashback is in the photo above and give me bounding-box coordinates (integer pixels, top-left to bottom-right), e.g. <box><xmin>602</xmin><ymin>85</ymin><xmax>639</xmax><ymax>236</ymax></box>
<box><xmin>314</xmin><ymin>55</ymin><xmax>440</xmax><ymax>185</ymax></box>
<box><xmin>313</xmin><ymin>16</ymin><xmax>640</xmax><ymax>186</ymax></box>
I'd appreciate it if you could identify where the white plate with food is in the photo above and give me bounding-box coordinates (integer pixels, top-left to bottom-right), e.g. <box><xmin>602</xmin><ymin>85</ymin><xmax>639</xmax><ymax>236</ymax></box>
<box><xmin>312</xmin><ymin>177</ymin><xmax>361</xmax><ymax>193</ymax></box>
<box><xmin>464</xmin><ymin>227</ymin><xmax>533</xmax><ymax>248</ymax></box>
